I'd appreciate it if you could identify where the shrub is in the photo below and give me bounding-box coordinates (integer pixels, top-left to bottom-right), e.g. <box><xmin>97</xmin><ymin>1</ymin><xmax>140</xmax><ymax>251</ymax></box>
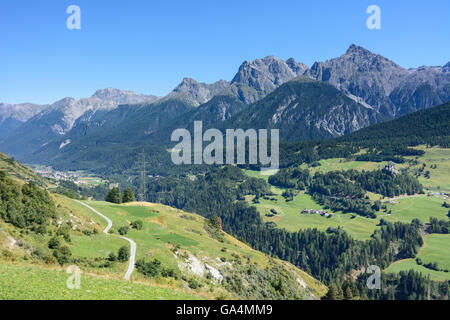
<box><xmin>108</xmin><ymin>252</ymin><xmax>117</xmax><ymax>261</ymax></box>
<box><xmin>188</xmin><ymin>278</ymin><xmax>200</xmax><ymax>289</ymax></box>
<box><xmin>48</xmin><ymin>236</ymin><xmax>61</xmax><ymax>249</ymax></box>
<box><xmin>118</xmin><ymin>226</ymin><xmax>130</xmax><ymax>235</ymax></box>
<box><xmin>131</xmin><ymin>220</ymin><xmax>143</xmax><ymax>230</ymax></box>
<box><xmin>117</xmin><ymin>246</ymin><xmax>130</xmax><ymax>262</ymax></box>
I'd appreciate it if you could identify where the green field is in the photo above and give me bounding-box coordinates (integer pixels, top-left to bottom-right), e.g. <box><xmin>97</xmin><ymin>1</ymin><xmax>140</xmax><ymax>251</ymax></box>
<box><xmin>386</xmin><ymin>234</ymin><xmax>450</xmax><ymax>281</ymax></box>
<box><xmin>382</xmin><ymin>195</ymin><xmax>449</xmax><ymax>224</ymax></box>
<box><xmin>71</xmin><ymin>233</ymin><xmax>127</xmax><ymax>259</ymax></box>
<box><xmin>0</xmin><ymin>264</ymin><xmax>201</xmax><ymax>300</ymax></box>
<box><xmin>299</xmin><ymin>158</ymin><xmax>387</xmax><ymax>174</ymax></box>
<box><xmin>83</xmin><ymin>200</ymin><xmax>283</xmax><ymax>271</ymax></box>
<box><xmin>248</xmin><ymin>187</ymin><xmax>447</xmax><ymax>241</ymax></box>
<box><xmin>249</xmin><ymin>189</ymin><xmax>378</xmax><ymax>240</ymax></box>
<box><xmin>243</xmin><ymin>145</ymin><xmax>450</xmax><ymax>241</ymax></box>
<box><xmin>403</xmin><ymin>146</ymin><xmax>450</xmax><ymax>192</ymax></box>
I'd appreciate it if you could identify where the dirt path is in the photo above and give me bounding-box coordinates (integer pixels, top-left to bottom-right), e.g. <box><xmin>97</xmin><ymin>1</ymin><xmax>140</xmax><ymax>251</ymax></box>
<box><xmin>75</xmin><ymin>200</ymin><xmax>136</xmax><ymax>281</ymax></box>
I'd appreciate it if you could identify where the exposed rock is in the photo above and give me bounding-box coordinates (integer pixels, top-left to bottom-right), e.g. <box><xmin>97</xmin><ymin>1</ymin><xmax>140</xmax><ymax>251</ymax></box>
<box><xmin>306</xmin><ymin>44</ymin><xmax>450</xmax><ymax>117</ymax></box>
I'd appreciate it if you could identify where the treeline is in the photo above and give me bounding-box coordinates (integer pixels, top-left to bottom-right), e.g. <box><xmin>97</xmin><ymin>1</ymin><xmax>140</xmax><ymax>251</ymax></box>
<box><xmin>53</xmin><ymin>180</ymin><xmax>109</xmax><ymax>201</ymax></box>
<box><xmin>266</xmin><ymin>102</ymin><xmax>450</xmax><ymax>169</ymax></box>
<box><xmin>428</xmin><ymin>217</ymin><xmax>450</xmax><ymax>234</ymax></box>
<box><xmin>105</xmin><ymin>187</ymin><xmax>136</xmax><ymax>204</ymax></box>
<box><xmin>0</xmin><ymin>171</ymin><xmax>55</xmax><ymax>232</ymax></box>
<box><xmin>325</xmin><ymin>270</ymin><xmax>449</xmax><ymax>300</ymax></box>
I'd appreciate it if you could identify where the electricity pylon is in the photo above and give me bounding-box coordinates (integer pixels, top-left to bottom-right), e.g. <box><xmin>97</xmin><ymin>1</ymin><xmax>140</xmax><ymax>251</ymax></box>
<box><xmin>138</xmin><ymin>149</ymin><xmax>146</xmax><ymax>202</ymax></box>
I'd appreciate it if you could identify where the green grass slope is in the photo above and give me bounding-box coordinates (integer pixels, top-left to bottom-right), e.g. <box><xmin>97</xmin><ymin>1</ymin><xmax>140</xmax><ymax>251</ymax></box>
<box><xmin>0</xmin><ymin>264</ymin><xmax>201</xmax><ymax>300</ymax></box>
<box><xmin>76</xmin><ymin>200</ymin><xmax>326</xmax><ymax>299</ymax></box>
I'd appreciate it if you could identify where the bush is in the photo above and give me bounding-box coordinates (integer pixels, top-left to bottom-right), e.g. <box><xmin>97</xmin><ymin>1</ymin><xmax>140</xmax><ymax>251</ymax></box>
<box><xmin>188</xmin><ymin>278</ymin><xmax>200</xmax><ymax>289</ymax></box>
<box><xmin>131</xmin><ymin>220</ymin><xmax>143</xmax><ymax>230</ymax></box>
<box><xmin>135</xmin><ymin>258</ymin><xmax>178</xmax><ymax>279</ymax></box>
<box><xmin>117</xmin><ymin>246</ymin><xmax>130</xmax><ymax>262</ymax></box>
<box><xmin>118</xmin><ymin>226</ymin><xmax>130</xmax><ymax>235</ymax></box>
<box><xmin>48</xmin><ymin>236</ymin><xmax>61</xmax><ymax>249</ymax></box>
<box><xmin>0</xmin><ymin>176</ymin><xmax>56</xmax><ymax>230</ymax></box>
<box><xmin>108</xmin><ymin>252</ymin><xmax>117</xmax><ymax>262</ymax></box>
<box><xmin>53</xmin><ymin>245</ymin><xmax>72</xmax><ymax>265</ymax></box>
<box><xmin>135</xmin><ymin>258</ymin><xmax>161</xmax><ymax>277</ymax></box>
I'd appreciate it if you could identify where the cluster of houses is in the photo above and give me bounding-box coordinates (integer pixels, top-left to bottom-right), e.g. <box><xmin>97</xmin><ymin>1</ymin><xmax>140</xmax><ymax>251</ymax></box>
<box><xmin>301</xmin><ymin>209</ymin><xmax>334</xmax><ymax>217</ymax></box>
<box><xmin>34</xmin><ymin>167</ymin><xmax>80</xmax><ymax>181</ymax></box>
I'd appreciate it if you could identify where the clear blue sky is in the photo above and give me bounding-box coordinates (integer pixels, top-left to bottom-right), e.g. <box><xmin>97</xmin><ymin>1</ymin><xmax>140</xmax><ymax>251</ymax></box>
<box><xmin>1</xmin><ymin>0</ymin><xmax>449</xmax><ymax>104</ymax></box>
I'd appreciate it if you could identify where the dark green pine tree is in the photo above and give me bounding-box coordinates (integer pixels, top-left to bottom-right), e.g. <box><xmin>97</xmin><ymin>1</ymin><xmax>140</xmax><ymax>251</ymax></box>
<box><xmin>344</xmin><ymin>286</ymin><xmax>353</xmax><ymax>300</ymax></box>
<box><xmin>105</xmin><ymin>187</ymin><xmax>122</xmax><ymax>204</ymax></box>
<box><xmin>324</xmin><ymin>284</ymin><xmax>338</xmax><ymax>300</ymax></box>
<box><xmin>122</xmin><ymin>188</ymin><xmax>136</xmax><ymax>203</ymax></box>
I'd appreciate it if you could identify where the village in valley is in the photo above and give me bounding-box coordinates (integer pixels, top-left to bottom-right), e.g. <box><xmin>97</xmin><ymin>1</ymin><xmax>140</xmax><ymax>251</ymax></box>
<box><xmin>31</xmin><ymin>165</ymin><xmax>107</xmax><ymax>187</ymax></box>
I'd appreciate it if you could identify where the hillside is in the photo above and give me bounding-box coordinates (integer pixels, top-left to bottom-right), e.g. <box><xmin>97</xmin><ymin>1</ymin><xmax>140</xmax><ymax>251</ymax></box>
<box><xmin>227</xmin><ymin>77</ymin><xmax>384</xmax><ymax>141</ymax></box>
<box><xmin>0</xmin><ymin>155</ymin><xmax>326</xmax><ymax>300</ymax></box>
<box><xmin>0</xmin><ymin>151</ymin><xmax>47</xmax><ymax>186</ymax></box>
<box><xmin>338</xmin><ymin>101</ymin><xmax>450</xmax><ymax>146</ymax></box>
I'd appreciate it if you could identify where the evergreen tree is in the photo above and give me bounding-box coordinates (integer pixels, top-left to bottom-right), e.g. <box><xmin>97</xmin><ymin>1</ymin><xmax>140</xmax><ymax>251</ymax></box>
<box><xmin>122</xmin><ymin>188</ymin><xmax>136</xmax><ymax>203</ymax></box>
<box><xmin>105</xmin><ymin>187</ymin><xmax>122</xmax><ymax>204</ymax></box>
<box><xmin>324</xmin><ymin>284</ymin><xmax>338</xmax><ymax>300</ymax></box>
<box><xmin>344</xmin><ymin>286</ymin><xmax>353</xmax><ymax>300</ymax></box>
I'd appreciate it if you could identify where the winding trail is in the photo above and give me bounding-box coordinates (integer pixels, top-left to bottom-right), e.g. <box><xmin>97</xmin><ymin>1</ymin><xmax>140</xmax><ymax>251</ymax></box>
<box><xmin>75</xmin><ymin>200</ymin><xmax>136</xmax><ymax>281</ymax></box>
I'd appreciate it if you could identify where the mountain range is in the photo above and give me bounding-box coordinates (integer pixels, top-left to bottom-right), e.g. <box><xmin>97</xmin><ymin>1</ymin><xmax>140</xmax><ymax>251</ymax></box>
<box><xmin>0</xmin><ymin>44</ymin><xmax>448</xmax><ymax>170</ymax></box>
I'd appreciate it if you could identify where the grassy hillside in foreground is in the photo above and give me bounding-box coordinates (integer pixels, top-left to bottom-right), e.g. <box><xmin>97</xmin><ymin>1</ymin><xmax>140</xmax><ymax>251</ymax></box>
<box><xmin>0</xmin><ymin>150</ymin><xmax>326</xmax><ymax>300</ymax></box>
<box><xmin>0</xmin><ymin>264</ymin><xmax>201</xmax><ymax>300</ymax></box>
<box><xmin>77</xmin><ymin>200</ymin><xmax>326</xmax><ymax>299</ymax></box>
<box><xmin>0</xmin><ymin>196</ymin><xmax>326</xmax><ymax>300</ymax></box>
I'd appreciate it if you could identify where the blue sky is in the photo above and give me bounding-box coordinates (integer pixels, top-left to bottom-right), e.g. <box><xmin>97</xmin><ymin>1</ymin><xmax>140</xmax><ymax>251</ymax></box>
<box><xmin>1</xmin><ymin>0</ymin><xmax>449</xmax><ymax>104</ymax></box>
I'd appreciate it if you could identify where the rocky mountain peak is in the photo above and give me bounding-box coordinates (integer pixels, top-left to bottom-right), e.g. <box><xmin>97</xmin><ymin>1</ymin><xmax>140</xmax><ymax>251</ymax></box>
<box><xmin>443</xmin><ymin>62</ymin><xmax>450</xmax><ymax>72</ymax></box>
<box><xmin>174</xmin><ymin>78</ymin><xmax>201</xmax><ymax>90</ymax></box>
<box><xmin>345</xmin><ymin>44</ymin><xmax>372</xmax><ymax>55</ymax></box>
<box><xmin>93</xmin><ymin>87</ymin><xmax>131</xmax><ymax>99</ymax></box>
<box><xmin>167</xmin><ymin>78</ymin><xmax>230</xmax><ymax>107</ymax></box>
<box><xmin>306</xmin><ymin>44</ymin><xmax>411</xmax><ymax>113</ymax></box>
<box><xmin>230</xmin><ymin>55</ymin><xmax>309</xmax><ymax>103</ymax></box>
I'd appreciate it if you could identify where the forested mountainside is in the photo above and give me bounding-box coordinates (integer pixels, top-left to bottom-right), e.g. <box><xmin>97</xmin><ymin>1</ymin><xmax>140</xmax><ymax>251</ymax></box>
<box><xmin>273</xmin><ymin>102</ymin><xmax>450</xmax><ymax>169</ymax></box>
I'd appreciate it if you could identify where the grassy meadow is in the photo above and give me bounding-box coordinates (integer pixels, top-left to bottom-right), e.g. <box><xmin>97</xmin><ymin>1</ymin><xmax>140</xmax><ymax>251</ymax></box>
<box><xmin>385</xmin><ymin>234</ymin><xmax>450</xmax><ymax>281</ymax></box>
<box><xmin>0</xmin><ymin>264</ymin><xmax>201</xmax><ymax>300</ymax></box>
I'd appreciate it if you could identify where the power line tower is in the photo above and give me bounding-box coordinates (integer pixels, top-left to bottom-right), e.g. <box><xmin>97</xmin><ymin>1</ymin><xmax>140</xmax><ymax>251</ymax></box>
<box><xmin>138</xmin><ymin>149</ymin><xmax>146</xmax><ymax>202</ymax></box>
